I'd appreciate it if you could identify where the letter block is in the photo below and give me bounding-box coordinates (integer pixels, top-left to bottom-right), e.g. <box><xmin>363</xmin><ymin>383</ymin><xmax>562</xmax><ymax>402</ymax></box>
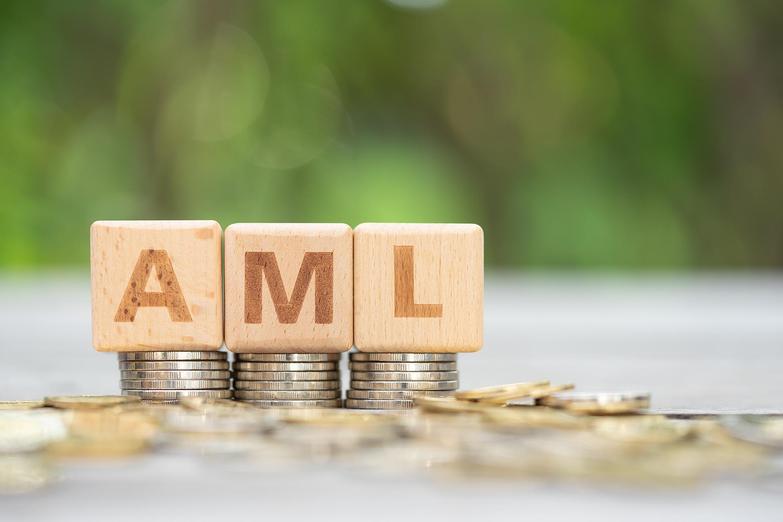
<box><xmin>354</xmin><ymin>223</ymin><xmax>483</xmax><ymax>352</ymax></box>
<box><xmin>224</xmin><ymin>223</ymin><xmax>353</xmax><ymax>353</ymax></box>
<box><xmin>90</xmin><ymin>220</ymin><xmax>223</xmax><ymax>351</ymax></box>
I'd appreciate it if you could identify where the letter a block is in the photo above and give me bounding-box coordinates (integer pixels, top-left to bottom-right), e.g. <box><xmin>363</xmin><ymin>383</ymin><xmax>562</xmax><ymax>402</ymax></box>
<box><xmin>90</xmin><ymin>220</ymin><xmax>223</xmax><ymax>351</ymax></box>
<box><xmin>354</xmin><ymin>223</ymin><xmax>483</xmax><ymax>352</ymax></box>
<box><xmin>224</xmin><ymin>224</ymin><xmax>353</xmax><ymax>353</ymax></box>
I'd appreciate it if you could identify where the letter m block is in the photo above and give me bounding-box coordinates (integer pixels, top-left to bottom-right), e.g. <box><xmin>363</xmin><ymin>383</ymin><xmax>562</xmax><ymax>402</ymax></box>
<box><xmin>224</xmin><ymin>223</ymin><xmax>353</xmax><ymax>353</ymax></box>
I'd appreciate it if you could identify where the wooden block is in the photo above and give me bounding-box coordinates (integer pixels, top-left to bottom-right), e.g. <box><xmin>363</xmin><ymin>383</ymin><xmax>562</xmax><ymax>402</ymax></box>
<box><xmin>354</xmin><ymin>223</ymin><xmax>483</xmax><ymax>353</ymax></box>
<box><xmin>90</xmin><ymin>220</ymin><xmax>223</xmax><ymax>352</ymax></box>
<box><xmin>224</xmin><ymin>223</ymin><xmax>353</xmax><ymax>353</ymax></box>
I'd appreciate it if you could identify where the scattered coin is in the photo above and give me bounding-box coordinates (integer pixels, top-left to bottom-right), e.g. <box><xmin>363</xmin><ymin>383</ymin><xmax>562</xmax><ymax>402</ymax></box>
<box><xmin>234</xmin><ymin>380</ymin><xmax>341</xmax><ymax>391</ymax></box>
<box><xmin>122</xmin><ymin>390</ymin><xmax>233</xmax><ymax>401</ymax></box>
<box><xmin>44</xmin><ymin>395</ymin><xmax>141</xmax><ymax>409</ymax></box>
<box><xmin>119</xmin><ymin>361</ymin><xmax>230</xmax><ymax>371</ymax></box>
<box><xmin>232</xmin><ymin>362</ymin><xmax>338</xmax><ymax>372</ymax></box>
<box><xmin>537</xmin><ymin>391</ymin><xmax>650</xmax><ymax>414</ymax></box>
<box><xmin>235</xmin><ymin>353</ymin><xmax>341</xmax><ymax>362</ymax></box>
<box><xmin>233</xmin><ymin>371</ymin><xmax>339</xmax><ymax>381</ymax></box>
<box><xmin>349</xmin><ymin>362</ymin><xmax>457</xmax><ymax>372</ymax></box>
<box><xmin>351</xmin><ymin>371</ymin><xmax>458</xmax><ymax>381</ymax></box>
<box><xmin>120</xmin><ymin>379</ymin><xmax>231</xmax><ymax>390</ymax></box>
<box><xmin>414</xmin><ymin>396</ymin><xmax>501</xmax><ymax>413</ymax></box>
<box><xmin>455</xmin><ymin>381</ymin><xmax>551</xmax><ymax>402</ymax></box>
<box><xmin>241</xmin><ymin>399</ymin><xmax>343</xmax><ymax>409</ymax></box>
<box><xmin>349</xmin><ymin>353</ymin><xmax>457</xmax><ymax>362</ymax></box>
<box><xmin>234</xmin><ymin>390</ymin><xmax>341</xmax><ymax>401</ymax></box>
<box><xmin>0</xmin><ymin>400</ymin><xmax>46</xmax><ymax>410</ymax></box>
<box><xmin>350</xmin><ymin>380</ymin><xmax>459</xmax><ymax>391</ymax></box>
<box><xmin>118</xmin><ymin>351</ymin><xmax>228</xmax><ymax>361</ymax></box>
<box><xmin>346</xmin><ymin>390</ymin><xmax>453</xmax><ymax>400</ymax></box>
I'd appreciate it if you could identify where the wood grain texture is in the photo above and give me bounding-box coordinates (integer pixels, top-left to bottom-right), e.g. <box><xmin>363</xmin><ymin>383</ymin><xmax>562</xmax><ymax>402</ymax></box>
<box><xmin>354</xmin><ymin>223</ymin><xmax>483</xmax><ymax>352</ymax></box>
<box><xmin>224</xmin><ymin>223</ymin><xmax>353</xmax><ymax>353</ymax></box>
<box><xmin>90</xmin><ymin>220</ymin><xmax>223</xmax><ymax>352</ymax></box>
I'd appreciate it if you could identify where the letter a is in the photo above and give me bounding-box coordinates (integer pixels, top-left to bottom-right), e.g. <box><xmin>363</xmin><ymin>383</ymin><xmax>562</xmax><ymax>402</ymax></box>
<box><xmin>394</xmin><ymin>245</ymin><xmax>443</xmax><ymax>318</ymax></box>
<box><xmin>244</xmin><ymin>252</ymin><xmax>333</xmax><ymax>324</ymax></box>
<box><xmin>114</xmin><ymin>249</ymin><xmax>193</xmax><ymax>322</ymax></box>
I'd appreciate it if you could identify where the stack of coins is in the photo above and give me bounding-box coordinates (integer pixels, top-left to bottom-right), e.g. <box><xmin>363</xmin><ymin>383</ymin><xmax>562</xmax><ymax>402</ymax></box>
<box><xmin>119</xmin><ymin>351</ymin><xmax>232</xmax><ymax>403</ymax></box>
<box><xmin>346</xmin><ymin>352</ymin><xmax>459</xmax><ymax>409</ymax></box>
<box><xmin>231</xmin><ymin>353</ymin><xmax>342</xmax><ymax>408</ymax></box>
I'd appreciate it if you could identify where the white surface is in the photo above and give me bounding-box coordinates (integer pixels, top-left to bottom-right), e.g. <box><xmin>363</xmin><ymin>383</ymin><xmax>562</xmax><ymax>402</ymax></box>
<box><xmin>1</xmin><ymin>272</ymin><xmax>782</xmax><ymax>520</ymax></box>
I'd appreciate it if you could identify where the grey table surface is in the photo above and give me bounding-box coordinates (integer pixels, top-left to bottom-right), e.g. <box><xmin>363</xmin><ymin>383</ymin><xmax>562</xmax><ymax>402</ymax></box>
<box><xmin>1</xmin><ymin>272</ymin><xmax>782</xmax><ymax>520</ymax></box>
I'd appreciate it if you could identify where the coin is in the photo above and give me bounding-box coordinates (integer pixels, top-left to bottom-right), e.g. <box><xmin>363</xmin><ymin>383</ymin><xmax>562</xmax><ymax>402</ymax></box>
<box><xmin>118</xmin><ymin>351</ymin><xmax>228</xmax><ymax>361</ymax></box>
<box><xmin>349</xmin><ymin>353</ymin><xmax>457</xmax><ymax>362</ymax></box>
<box><xmin>538</xmin><ymin>391</ymin><xmax>650</xmax><ymax>414</ymax></box>
<box><xmin>233</xmin><ymin>371</ymin><xmax>339</xmax><ymax>381</ymax></box>
<box><xmin>235</xmin><ymin>353</ymin><xmax>341</xmax><ymax>362</ymax></box>
<box><xmin>44</xmin><ymin>395</ymin><xmax>141</xmax><ymax>409</ymax></box>
<box><xmin>346</xmin><ymin>390</ymin><xmax>452</xmax><ymax>400</ymax></box>
<box><xmin>0</xmin><ymin>401</ymin><xmax>46</xmax><ymax>410</ymax></box>
<box><xmin>122</xmin><ymin>389</ymin><xmax>233</xmax><ymax>400</ymax></box>
<box><xmin>120</xmin><ymin>370</ymin><xmax>231</xmax><ymax>380</ymax></box>
<box><xmin>350</xmin><ymin>380</ymin><xmax>459</xmax><ymax>391</ymax></box>
<box><xmin>119</xmin><ymin>361</ymin><xmax>230</xmax><ymax>371</ymax></box>
<box><xmin>232</xmin><ymin>362</ymin><xmax>338</xmax><ymax>372</ymax></box>
<box><xmin>241</xmin><ymin>399</ymin><xmax>342</xmax><ymax>408</ymax></box>
<box><xmin>234</xmin><ymin>390</ymin><xmax>341</xmax><ymax>400</ymax></box>
<box><xmin>234</xmin><ymin>380</ymin><xmax>341</xmax><ymax>391</ymax></box>
<box><xmin>455</xmin><ymin>381</ymin><xmax>551</xmax><ymax>403</ymax></box>
<box><xmin>351</xmin><ymin>371</ymin><xmax>458</xmax><ymax>381</ymax></box>
<box><xmin>344</xmin><ymin>398</ymin><xmax>415</xmax><ymax>410</ymax></box>
<box><xmin>414</xmin><ymin>395</ymin><xmax>498</xmax><ymax>413</ymax></box>
<box><xmin>349</xmin><ymin>362</ymin><xmax>457</xmax><ymax>372</ymax></box>
<box><xmin>120</xmin><ymin>379</ymin><xmax>230</xmax><ymax>390</ymax></box>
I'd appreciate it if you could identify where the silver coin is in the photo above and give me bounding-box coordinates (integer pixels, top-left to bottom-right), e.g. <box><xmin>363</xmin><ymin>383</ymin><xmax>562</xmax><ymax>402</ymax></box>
<box><xmin>238</xmin><ymin>399</ymin><xmax>342</xmax><ymax>408</ymax></box>
<box><xmin>349</xmin><ymin>353</ymin><xmax>457</xmax><ymax>362</ymax></box>
<box><xmin>232</xmin><ymin>362</ymin><xmax>338</xmax><ymax>372</ymax></box>
<box><xmin>344</xmin><ymin>398</ymin><xmax>415</xmax><ymax>410</ymax></box>
<box><xmin>233</xmin><ymin>380</ymin><xmax>341</xmax><ymax>391</ymax></box>
<box><xmin>118</xmin><ymin>351</ymin><xmax>228</xmax><ymax>361</ymax></box>
<box><xmin>233</xmin><ymin>371</ymin><xmax>339</xmax><ymax>381</ymax></box>
<box><xmin>351</xmin><ymin>380</ymin><xmax>459</xmax><ymax>391</ymax></box>
<box><xmin>346</xmin><ymin>389</ymin><xmax>452</xmax><ymax>400</ymax></box>
<box><xmin>120</xmin><ymin>379</ymin><xmax>231</xmax><ymax>390</ymax></box>
<box><xmin>120</xmin><ymin>370</ymin><xmax>231</xmax><ymax>380</ymax></box>
<box><xmin>119</xmin><ymin>361</ymin><xmax>230</xmax><ymax>371</ymax></box>
<box><xmin>234</xmin><ymin>353</ymin><xmax>341</xmax><ymax>362</ymax></box>
<box><xmin>349</xmin><ymin>362</ymin><xmax>457</xmax><ymax>372</ymax></box>
<box><xmin>350</xmin><ymin>371</ymin><xmax>458</xmax><ymax>381</ymax></box>
<box><xmin>122</xmin><ymin>389</ymin><xmax>233</xmax><ymax>400</ymax></box>
<box><xmin>234</xmin><ymin>390</ymin><xmax>341</xmax><ymax>401</ymax></box>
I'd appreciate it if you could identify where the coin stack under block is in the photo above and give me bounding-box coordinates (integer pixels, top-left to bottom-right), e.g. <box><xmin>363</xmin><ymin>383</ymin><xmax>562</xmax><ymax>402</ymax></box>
<box><xmin>346</xmin><ymin>352</ymin><xmax>459</xmax><ymax>409</ymax></box>
<box><xmin>119</xmin><ymin>351</ymin><xmax>232</xmax><ymax>402</ymax></box>
<box><xmin>231</xmin><ymin>353</ymin><xmax>342</xmax><ymax>408</ymax></box>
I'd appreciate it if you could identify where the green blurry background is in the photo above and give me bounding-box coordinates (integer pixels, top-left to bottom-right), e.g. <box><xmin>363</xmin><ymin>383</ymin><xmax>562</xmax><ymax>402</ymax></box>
<box><xmin>1</xmin><ymin>0</ymin><xmax>781</xmax><ymax>269</ymax></box>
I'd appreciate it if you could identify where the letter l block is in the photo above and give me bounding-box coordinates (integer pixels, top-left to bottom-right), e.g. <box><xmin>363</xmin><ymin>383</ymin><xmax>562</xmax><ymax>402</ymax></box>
<box><xmin>224</xmin><ymin>223</ymin><xmax>353</xmax><ymax>353</ymax></box>
<box><xmin>90</xmin><ymin>220</ymin><xmax>223</xmax><ymax>351</ymax></box>
<box><xmin>354</xmin><ymin>223</ymin><xmax>483</xmax><ymax>353</ymax></box>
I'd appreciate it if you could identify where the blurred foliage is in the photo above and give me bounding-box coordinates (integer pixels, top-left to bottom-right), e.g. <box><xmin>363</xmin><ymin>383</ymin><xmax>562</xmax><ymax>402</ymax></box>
<box><xmin>1</xmin><ymin>0</ymin><xmax>782</xmax><ymax>269</ymax></box>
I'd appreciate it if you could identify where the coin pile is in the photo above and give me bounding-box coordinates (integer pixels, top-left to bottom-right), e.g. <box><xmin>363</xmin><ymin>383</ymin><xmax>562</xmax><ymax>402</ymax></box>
<box><xmin>231</xmin><ymin>353</ymin><xmax>342</xmax><ymax>408</ymax></box>
<box><xmin>119</xmin><ymin>351</ymin><xmax>232</xmax><ymax>402</ymax></box>
<box><xmin>346</xmin><ymin>352</ymin><xmax>459</xmax><ymax>409</ymax></box>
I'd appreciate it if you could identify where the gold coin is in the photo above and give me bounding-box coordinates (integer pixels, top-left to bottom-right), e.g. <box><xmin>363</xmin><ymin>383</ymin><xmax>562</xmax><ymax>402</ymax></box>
<box><xmin>0</xmin><ymin>400</ymin><xmax>46</xmax><ymax>410</ymax></box>
<box><xmin>44</xmin><ymin>395</ymin><xmax>141</xmax><ymax>409</ymax></box>
<box><xmin>234</xmin><ymin>353</ymin><xmax>341</xmax><ymax>362</ymax></box>
<box><xmin>538</xmin><ymin>391</ymin><xmax>650</xmax><ymax>414</ymax></box>
<box><xmin>455</xmin><ymin>381</ymin><xmax>553</xmax><ymax>404</ymax></box>
<box><xmin>46</xmin><ymin>437</ymin><xmax>149</xmax><ymax>459</ymax></box>
<box><xmin>414</xmin><ymin>396</ymin><xmax>501</xmax><ymax>413</ymax></box>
